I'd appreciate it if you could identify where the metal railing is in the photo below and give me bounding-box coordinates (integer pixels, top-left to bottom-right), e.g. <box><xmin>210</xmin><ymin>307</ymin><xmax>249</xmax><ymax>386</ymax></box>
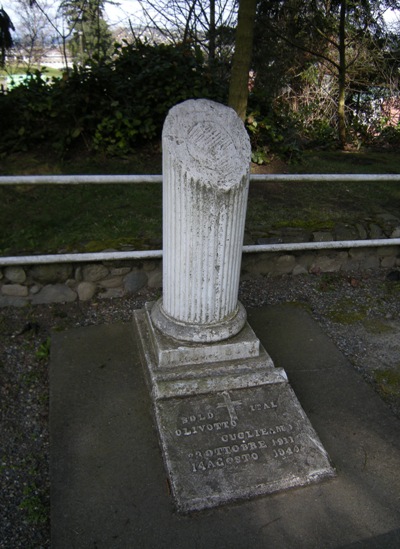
<box><xmin>1</xmin><ymin>173</ymin><xmax>399</xmax><ymax>266</ymax></box>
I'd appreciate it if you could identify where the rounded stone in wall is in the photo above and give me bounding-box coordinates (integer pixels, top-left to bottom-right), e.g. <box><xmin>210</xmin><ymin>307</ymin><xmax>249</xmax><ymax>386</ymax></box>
<box><xmin>363</xmin><ymin>256</ymin><xmax>380</xmax><ymax>270</ymax></box>
<box><xmin>274</xmin><ymin>255</ymin><xmax>296</xmax><ymax>274</ymax></box>
<box><xmin>381</xmin><ymin>256</ymin><xmax>396</xmax><ymax>268</ymax></box>
<box><xmin>31</xmin><ymin>284</ymin><xmax>77</xmax><ymax>304</ymax></box>
<box><xmin>1</xmin><ymin>283</ymin><xmax>29</xmax><ymax>297</ymax></box>
<box><xmin>124</xmin><ymin>271</ymin><xmax>148</xmax><ymax>293</ymax></box>
<box><xmin>98</xmin><ymin>276</ymin><xmax>124</xmax><ymax>289</ymax></box>
<box><xmin>4</xmin><ymin>266</ymin><xmax>26</xmax><ymax>284</ymax></box>
<box><xmin>110</xmin><ymin>267</ymin><xmax>131</xmax><ymax>276</ymax></box>
<box><xmin>77</xmin><ymin>281</ymin><xmax>97</xmax><ymax>301</ymax></box>
<box><xmin>378</xmin><ymin>246</ymin><xmax>398</xmax><ymax>257</ymax></box>
<box><xmin>142</xmin><ymin>260</ymin><xmax>158</xmax><ymax>272</ymax></box>
<box><xmin>292</xmin><ymin>264</ymin><xmax>308</xmax><ymax>276</ymax></box>
<box><xmin>310</xmin><ymin>255</ymin><xmax>343</xmax><ymax>273</ymax></box>
<box><xmin>147</xmin><ymin>270</ymin><xmax>163</xmax><ymax>289</ymax></box>
<box><xmin>82</xmin><ymin>264</ymin><xmax>109</xmax><ymax>282</ymax></box>
<box><xmin>30</xmin><ymin>264</ymin><xmax>73</xmax><ymax>284</ymax></box>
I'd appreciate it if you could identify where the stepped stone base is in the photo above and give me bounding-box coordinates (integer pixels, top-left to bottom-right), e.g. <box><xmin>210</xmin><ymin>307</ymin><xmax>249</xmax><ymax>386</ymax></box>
<box><xmin>133</xmin><ymin>304</ymin><xmax>335</xmax><ymax>512</ymax></box>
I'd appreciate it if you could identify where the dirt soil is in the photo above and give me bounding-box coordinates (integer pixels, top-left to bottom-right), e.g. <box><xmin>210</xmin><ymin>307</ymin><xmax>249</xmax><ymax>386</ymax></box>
<box><xmin>1</xmin><ymin>268</ymin><xmax>400</xmax><ymax>547</ymax></box>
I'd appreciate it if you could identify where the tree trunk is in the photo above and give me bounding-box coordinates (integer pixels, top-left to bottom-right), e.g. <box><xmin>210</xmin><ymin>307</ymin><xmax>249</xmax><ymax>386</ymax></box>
<box><xmin>338</xmin><ymin>0</ymin><xmax>346</xmax><ymax>148</ymax></box>
<box><xmin>228</xmin><ymin>0</ymin><xmax>257</xmax><ymax>121</ymax></box>
<box><xmin>208</xmin><ymin>0</ymin><xmax>216</xmax><ymax>68</ymax></box>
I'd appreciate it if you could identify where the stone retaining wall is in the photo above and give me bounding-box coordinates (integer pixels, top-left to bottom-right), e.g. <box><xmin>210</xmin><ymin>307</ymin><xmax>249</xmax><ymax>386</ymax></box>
<box><xmin>1</xmin><ymin>246</ymin><xmax>399</xmax><ymax>307</ymax></box>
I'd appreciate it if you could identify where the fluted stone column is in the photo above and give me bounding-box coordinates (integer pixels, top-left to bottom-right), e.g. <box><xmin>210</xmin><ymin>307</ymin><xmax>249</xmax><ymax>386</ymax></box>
<box><xmin>151</xmin><ymin>99</ymin><xmax>251</xmax><ymax>343</ymax></box>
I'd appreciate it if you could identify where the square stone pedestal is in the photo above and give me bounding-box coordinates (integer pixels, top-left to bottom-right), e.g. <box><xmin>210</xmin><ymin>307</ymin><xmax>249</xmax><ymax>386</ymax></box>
<box><xmin>133</xmin><ymin>304</ymin><xmax>335</xmax><ymax>512</ymax></box>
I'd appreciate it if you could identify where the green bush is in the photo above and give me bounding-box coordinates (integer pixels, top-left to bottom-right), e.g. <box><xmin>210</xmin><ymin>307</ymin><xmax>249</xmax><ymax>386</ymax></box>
<box><xmin>0</xmin><ymin>41</ymin><xmax>227</xmax><ymax>156</ymax></box>
<box><xmin>373</xmin><ymin>124</ymin><xmax>400</xmax><ymax>149</ymax></box>
<box><xmin>245</xmin><ymin>104</ymin><xmax>303</xmax><ymax>163</ymax></box>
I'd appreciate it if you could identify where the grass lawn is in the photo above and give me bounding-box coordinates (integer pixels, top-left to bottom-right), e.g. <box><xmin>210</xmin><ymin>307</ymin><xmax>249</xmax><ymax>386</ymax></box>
<box><xmin>0</xmin><ymin>148</ymin><xmax>399</xmax><ymax>256</ymax></box>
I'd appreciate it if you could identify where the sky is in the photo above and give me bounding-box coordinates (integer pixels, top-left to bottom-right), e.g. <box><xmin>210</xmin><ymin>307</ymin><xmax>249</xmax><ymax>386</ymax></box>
<box><xmin>1</xmin><ymin>0</ymin><xmax>144</xmax><ymax>31</ymax></box>
<box><xmin>2</xmin><ymin>1</ymin><xmax>400</xmax><ymax>34</ymax></box>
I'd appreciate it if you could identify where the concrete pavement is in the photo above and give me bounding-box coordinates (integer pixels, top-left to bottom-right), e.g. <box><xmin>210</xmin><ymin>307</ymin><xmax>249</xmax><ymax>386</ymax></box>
<box><xmin>50</xmin><ymin>304</ymin><xmax>400</xmax><ymax>548</ymax></box>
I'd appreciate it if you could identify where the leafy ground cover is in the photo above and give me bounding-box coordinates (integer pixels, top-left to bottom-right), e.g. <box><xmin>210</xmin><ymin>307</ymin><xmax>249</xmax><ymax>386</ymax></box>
<box><xmin>0</xmin><ymin>148</ymin><xmax>399</xmax><ymax>256</ymax></box>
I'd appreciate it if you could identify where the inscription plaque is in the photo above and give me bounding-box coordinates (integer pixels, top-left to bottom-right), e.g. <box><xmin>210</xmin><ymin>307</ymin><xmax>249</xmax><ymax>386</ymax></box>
<box><xmin>155</xmin><ymin>384</ymin><xmax>335</xmax><ymax>512</ymax></box>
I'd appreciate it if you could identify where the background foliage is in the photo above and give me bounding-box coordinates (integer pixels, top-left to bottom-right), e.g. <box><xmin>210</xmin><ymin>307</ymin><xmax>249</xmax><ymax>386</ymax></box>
<box><xmin>2</xmin><ymin>0</ymin><xmax>400</xmax><ymax>159</ymax></box>
<box><xmin>0</xmin><ymin>40</ymin><xmax>227</xmax><ymax>156</ymax></box>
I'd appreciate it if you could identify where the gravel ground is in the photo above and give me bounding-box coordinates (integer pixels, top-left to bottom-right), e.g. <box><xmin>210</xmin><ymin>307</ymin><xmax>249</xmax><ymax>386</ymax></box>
<box><xmin>1</xmin><ymin>268</ymin><xmax>400</xmax><ymax>548</ymax></box>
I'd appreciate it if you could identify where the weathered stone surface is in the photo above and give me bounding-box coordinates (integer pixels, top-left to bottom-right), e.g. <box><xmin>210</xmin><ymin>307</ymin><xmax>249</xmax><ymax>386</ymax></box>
<box><xmin>143</xmin><ymin>302</ymin><xmax>260</xmax><ymax>370</ymax></box>
<box><xmin>274</xmin><ymin>255</ymin><xmax>296</xmax><ymax>274</ymax></box>
<box><xmin>77</xmin><ymin>281</ymin><xmax>97</xmax><ymax>301</ymax></box>
<box><xmin>82</xmin><ymin>264</ymin><xmax>109</xmax><ymax>282</ymax></box>
<box><xmin>74</xmin><ymin>266</ymin><xmax>83</xmax><ymax>282</ymax></box>
<box><xmin>110</xmin><ymin>267</ymin><xmax>131</xmax><ymax>277</ymax></box>
<box><xmin>311</xmin><ymin>255</ymin><xmax>343</xmax><ymax>273</ymax></box>
<box><xmin>152</xmin><ymin>299</ymin><xmax>247</xmax><ymax>345</ymax></box>
<box><xmin>369</xmin><ymin>224</ymin><xmax>384</xmax><ymax>239</ymax></box>
<box><xmin>381</xmin><ymin>256</ymin><xmax>396</xmax><ymax>268</ymax></box>
<box><xmin>147</xmin><ymin>270</ymin><xmax>163</xmax><ymax>289</ymax></box>
<box><xmin>0</xmin><ymin>295</ymin><xmax>28</xmax><ymax>307</ymax></box>
<box><xmin>4</xmin><ymin>266</ymin><xmax>26</xmax><ymax>284</ymax></box>
<box><xmin>378</xmin><ymin>245</ymin><xmax>399</xmax><ymax>257</ymax></box>
<box><xmin>30</xmin><ymin>264</ymin><xmax>73</xmax><ymax>283</ymax></box>
<box><xmin>243</xmin><ymin>255</ymin><xmax>277</xmax><ymax>276</ymax></box>
<box><xmin>29</xmin><ymin>285</ymin><xmax>41</xmax><ymax>295</ymax></box>
<box><xmin>155</xmin><ymin>99</ymin><xmax>251</xmax><ymax>343</ymax></box>
<box><xmin>134</xmin><ymin>306</ymin><xmax>285</xmax><ymax>401</ymax></box>
<box><xmin>134</xmin><ymin>98</ymin><xmax>336</xmax><ymax>512</ymax></box>
<box><xmin>280</xmin><ymin>227</ymin><xmax>312</xmax><ymax>243</ymax></box>
<box><xmin>297</xmin><ymin>253</ymin><xmax>317</xmax><ymax>271</ymax></box>
<box><xmin>334</xmin><ymin>223</ymin><xmax>359</xmax><ymax>241</ymax></box>
<box><xmin>349</xmin><ymin>247</ymin><xmax>375</xmax><ymax>259</ymax></box>
<box><xmin>292</xmin><ymin>264</ymin><xmax>308</xmax><ymax>276</ymax></box>
<box><xmin>1</xmin><ymin>283</ymin><xmax>29</xmax><ymax>297</ymax></box>
<box><xmin>32</xmin><ymin>284</ymin><xmax>77</xmax><ymax>304</ymax></box>
<box><xmin>154</xmin><ymin>384</ymin><xmax>335</xmax><ymax>512</ymax></box>
<box><xmin>257</xmin><ymin>237</ymin><xmax>283</xmax><ymax>245</ymax></box>
<box><xmin>124</xmin><ymin>271</ymin><xmax>148</xmax><ymax>293</ymax></box>
<box><xmin>391</xmin><ymin>226</ymin><xmax>400</xmax><ymax>238</ymax></box>
<box><xmin>143</xmin><ymin>260</ymin><xmax>158</xmax><ymax>272</ymax></box>
<box><xmin>313</xmin><ymin>232</ymin><xmax>333</xmax><ymax>242</ymax></box>
<box><xmin>364</xmin><ymin>255</ymin><xmax>380</xmax><ymax>270</ymax></box>
<box><xmin>356</xmin><ymin>223</ymin><xmax>368</xmax><ymax>240</ymax></box>
<box><xmin>98</xmin><ymin>276</ymin><xmax>124</xmax><ymax>289</ymax></box>
<box><xmin>98</xmin><ymin>288</ymin><xmax>124</xmax><ymax>299</ymax></box>
<box><xmin>341</xmin><ymin>258</ymin><xmax>360</xmax><ymax>272</ymax></box>
<box><xmin>376</xmin><ymin>213</ymin><xmax>400</xmax><ymax>234</ymax></box>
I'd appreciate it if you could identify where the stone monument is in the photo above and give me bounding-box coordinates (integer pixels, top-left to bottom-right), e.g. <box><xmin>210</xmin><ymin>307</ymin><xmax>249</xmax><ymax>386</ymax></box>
<box><xmin>133</xmin><ymin>99</ymin><xmax>335</xmax><ymax>512</ymax></box>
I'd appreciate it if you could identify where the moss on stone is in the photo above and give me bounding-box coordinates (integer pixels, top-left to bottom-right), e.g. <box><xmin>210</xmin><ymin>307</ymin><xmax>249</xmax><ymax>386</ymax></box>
<box><xmin>326</xmin><ymin>298</ymin><xmax>369</xmax><ymax>324</ymax></box>
<box><xmin>373</xmin><ymin>367</ymin><xmax>400</xmax><ymax>397</ymax></box>
<box><xmin>362</xmin><ymin>319</ymin><xmax>396</xmax><ymax>334</ymax></box>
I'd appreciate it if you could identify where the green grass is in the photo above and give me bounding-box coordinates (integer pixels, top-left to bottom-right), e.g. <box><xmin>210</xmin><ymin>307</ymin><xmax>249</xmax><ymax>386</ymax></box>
<box><xmin>246</xmin><ymin>151</ymin><xmax>400</xmax><ymax>240</ymax></box>
<box><xmin>0</xmin><ymin>184</ymin><xmax>162</xmax><ymax>255</ymax></box>
<box><xmin>293</xmin><ymin>150</ymin><xmax>400</xmax><ymax>174</ymax></box>
<box><xmin>0</xmin><ymin>148</ymin><xmax>399</xmax><ymax>255</ymax></box>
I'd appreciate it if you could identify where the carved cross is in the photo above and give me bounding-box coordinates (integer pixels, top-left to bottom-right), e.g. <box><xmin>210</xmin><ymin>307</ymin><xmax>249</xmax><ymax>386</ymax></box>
<box><xmin>217</xmin><ymin>391</ymin><xmax>242</xmax><ymax>422</ymax></box>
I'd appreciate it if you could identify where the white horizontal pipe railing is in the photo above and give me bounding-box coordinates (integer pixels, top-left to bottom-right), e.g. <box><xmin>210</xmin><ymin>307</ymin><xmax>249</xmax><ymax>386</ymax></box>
<box><xmin>1</xmin><ymin>173</ymin><xmax>400</xmax><ymax>185</ymax></box>
<box><xmin>1</xmin><ymin>239</ymin><xmax>400</xmax><ymax>266</ymax></box>
<box><xmin>0</xmin><ymin>174</ymin><xmax>163</xmax><ymax>185</ymax></box>
<box><xmin>0</xmin><ymin>250</ymin><xmax>163</xmax><ymax>266</ymax></box>
<box><xmin>0</xmin><ymin>173</ymin><xmax>399</xmax><ymax>266</ymax></box>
